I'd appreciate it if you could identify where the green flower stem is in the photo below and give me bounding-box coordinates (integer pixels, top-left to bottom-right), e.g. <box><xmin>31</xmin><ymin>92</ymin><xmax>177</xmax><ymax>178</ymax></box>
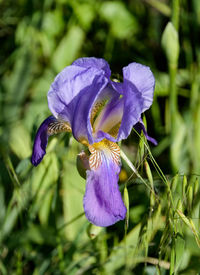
<box><xmin>170</xmin><ymin>237</ymin><xmax>175</xmax><ymax>275</ymax></box>
<box><xmin>170</xmin><ymin>0</ymin><xmax>180</xmax><ymax>135</ymax></box>
<box><xmin>169</xmin><ymin>63</ymin><xmax>178</xmax><ymax>138</ymax></box>
<box><xmin>172</xmin><ymin>0</ymin><xmax>180</xmax><ymax>30</ymax></box>
<box><xmin>169</xmin><ymin>0</ymin><xmax>180</xmax><ymax>164</ymax></box>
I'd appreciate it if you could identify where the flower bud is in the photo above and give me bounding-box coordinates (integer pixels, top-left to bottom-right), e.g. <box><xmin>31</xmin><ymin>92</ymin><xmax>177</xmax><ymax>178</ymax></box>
<box><xmin>176</xmin><ymin>199</ymin><xmax>183</xmax><ymax>212</ymax></box>
<box><xmin>187</xmin><ymin>186</ymin><xmax>193</xmax><ymax>211</ymax></box>
<box><xmin>171</xmin><ymin>174</ymin><xmax>178</xmax><ymax>193</ymax></box>
<box><xmin>76</xmin><ymin>151</ymin><xmax>90</xmax><ymax>179</ymax></box>
<box><xmin>144</xmin><ymin>161</ymin><xmax>153</xmax><ymax>187</ymax></box>
<box><xmin>124</xmin><ymin>186</ymin><xmax>129</xmax><ymax>229</ymax></box>
<box><xmin>87</xmin><ymin>224</ymin><xmax>103</xmax><ymax>239</ymax></box>
<box><xmin>161</xmin><ymin>22</ymin><xmax>179</xmax><ymax>66</ymax></box>
<box><xmin>182</xmin><ymin>175</ymin><xmax>187</xmax><ymax>198</ymax></box>
<box><xmin>194</xmin><ymin>178</ymin><xmax>199</xmax><ymax>197</ymax></box>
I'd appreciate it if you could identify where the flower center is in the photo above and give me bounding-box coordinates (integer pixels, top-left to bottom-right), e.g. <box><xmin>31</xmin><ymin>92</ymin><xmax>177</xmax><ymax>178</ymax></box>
<box><xmin>90</xmin><ymin>97</ymin><xmax>124</xmax><ymax>138</ymax></box>
<box><xmin>90</xmin><ymin>99</ymin><xmax>109</xmax><ymax>129</ymax></box>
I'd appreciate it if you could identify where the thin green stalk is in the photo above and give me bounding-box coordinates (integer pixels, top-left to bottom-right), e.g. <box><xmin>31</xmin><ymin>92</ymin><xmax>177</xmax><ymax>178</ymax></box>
<box><xmin>170</xmin><ymin>237</ymin><xmax>175</xmax><ymax>275</ymax></box>
<box><xmin>172</xmin><ymin>0</ymin><xmax>180</xmax><ymax>30</ymax></box>
<box><xmin>120</xmin><ymin>149</ymin><xmax>159</xmax><ymax>203</ymax></box>
<box><xmin>57</xmin><ymin>212</ymin><xmax>85</xmax><ymax>232</ymax></box>
<box><xmin>170</xmin><ymin>0</ymin><xmax>180</xmax><ymax>119</ymax></box>
<box><xmin>169</xmin><ymin>64</ymin><xmax>178</xmax><ymax>138</ymax></box>
<box><xmin>1</xmin><ymin>149</ymin><xmax>21</xmax><ymax>188</ymax></box>
<box><xmin>169</xmin><ymin>0</ymin><xmax>180</xmax><ymax>170</ymax></box>
<box><xmin>132</xmin><ymin>128</ymin><xmax>176</xmax><ymax>210</ymax></box>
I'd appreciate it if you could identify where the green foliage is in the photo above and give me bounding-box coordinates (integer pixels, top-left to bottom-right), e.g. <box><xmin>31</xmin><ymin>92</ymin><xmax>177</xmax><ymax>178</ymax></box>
<box><xmin>99</xmin><ymin>1</ymin><xmax>138</xmax><ymax>39</ymax></box>
<box><xmin>0</xmin><ymin>0</ymin><xmax>200</xmax><ymax>274</ymax></box>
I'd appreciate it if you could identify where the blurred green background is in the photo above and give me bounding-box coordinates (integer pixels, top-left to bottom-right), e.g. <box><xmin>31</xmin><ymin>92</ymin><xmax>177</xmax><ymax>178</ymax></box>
<box><xmin>0</xmin><ymin>0</ymin><xmax>200</xmax><ymax>274</ymax></box>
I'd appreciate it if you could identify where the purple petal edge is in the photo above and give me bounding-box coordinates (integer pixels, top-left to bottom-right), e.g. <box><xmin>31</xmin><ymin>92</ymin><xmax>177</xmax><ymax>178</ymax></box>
<box><xmin>116</xmin><ymin>62</ymin><xmax>155</xmax><ymax>141</ymax></box>
<box><xmin>31</xmin><ymin>116</ymin><xmax>56</xmax><ymax>166</ymax></box>
<box><xmin>134</xmin><ymin>120</ymin><xmax>158</xmax><ymax>145</ymax></box>
<box><xmin>72</xmin><ymin>57</ymin><xmax>111</xmax><ymax>78</ymax></box>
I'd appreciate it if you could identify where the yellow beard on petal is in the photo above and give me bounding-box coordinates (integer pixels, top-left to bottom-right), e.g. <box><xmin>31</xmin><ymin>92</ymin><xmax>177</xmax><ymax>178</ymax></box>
<box><xmin>47</xmin><ymin>121</ymin><xmax>71</xmax><ymax>135</ymax></box>
<box><xmin>88</xmin><ymin>139</ymin><xmax>121</xmax><ymax>170</ymax></box>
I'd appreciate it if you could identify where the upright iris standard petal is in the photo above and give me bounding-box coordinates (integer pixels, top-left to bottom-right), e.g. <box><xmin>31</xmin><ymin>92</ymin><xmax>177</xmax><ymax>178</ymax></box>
<box><xmin>48</xmin><ymin>65</ymin><xmax>98</xmax><ymax>122</ymax></box>
<box><xmin>116</xmin><ymin>62</ymin><xmax>155</xmax><ymax>141</ymax></box>
<box><xmin>123</xmin><ymin>63</ymin><xmax>155</xmax><ymax>112</ymax></box>
<box><xmin>83</xmin><ymin>141</ymin><xmax>126</xmax><ymax>227</ymax></box>
<box><xmin>89</xmin><ymin>85</ymin><xmax>122</xmax><ymax>142</ymax></box>
<box><xmin>48</xmin><ymin>65</ymin><xmax>109</xmax><ymax>144</ymax></box>
<box><xmin>72</xmin><ymin>74</ymin><xmax>109</xmax><ymax>143</ymax></box>
<box><xmin>31</xmin><ymin>116</ymin><xmax>71</xmax><ymax>166</ymax></box>
<box><xmin>93</xmin><ymin>97</ymin><xmax>124</xmax><ymax>136</ymax></box>
<box><xmin>72</xmin><ymin>57</ymin><xmax>111</xmax><ymax>78</ymax></box>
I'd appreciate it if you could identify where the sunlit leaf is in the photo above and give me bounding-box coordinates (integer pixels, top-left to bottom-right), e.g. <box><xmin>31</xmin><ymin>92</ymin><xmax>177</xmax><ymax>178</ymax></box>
<box><xmin>52</xmin><ymin>26</ymin><xmax>85</xmax><ymax>72</ymax></box>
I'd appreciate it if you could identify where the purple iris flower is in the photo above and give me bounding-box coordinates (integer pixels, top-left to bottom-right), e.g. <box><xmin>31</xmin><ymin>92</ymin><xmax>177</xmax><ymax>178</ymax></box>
<box><xmin>31</xmin><ymin>57</ymin><xmax>156</xmax><ymax>227</ymax></box>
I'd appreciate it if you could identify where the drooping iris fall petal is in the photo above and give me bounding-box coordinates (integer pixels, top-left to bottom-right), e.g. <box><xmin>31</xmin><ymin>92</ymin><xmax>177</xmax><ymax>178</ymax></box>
<box><xmin>31</xmin><ymin>116</ymin><xmax>71</xmax><ymax>166</ymax></box>
<box><xmin>134</xmin><ymin>119</ymin><xmax>158</xmax><ymax>145</ymax></box>
<box><xmin>83</xmin><ymin>140</ymin><xmax>126</xmax><ymax>227</ymax></box>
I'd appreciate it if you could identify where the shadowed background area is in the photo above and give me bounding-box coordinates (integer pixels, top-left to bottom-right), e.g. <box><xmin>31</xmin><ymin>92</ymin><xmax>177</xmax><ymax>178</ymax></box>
<box><xmin>0</xmin><ymin>0</ymin><xmax>200</xmax><ymax>274</ymax></box>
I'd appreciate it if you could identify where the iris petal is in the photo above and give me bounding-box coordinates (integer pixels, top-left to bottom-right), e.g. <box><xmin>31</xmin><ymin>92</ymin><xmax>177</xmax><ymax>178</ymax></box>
<box><xmin>48</xmin><ymin>65</ymin><xmax>109</xmax><ymax>143</ymax></box>
<box><xmin>90</xmin><ymin>85</ymin><xmax>122</xmax><ymax>143</ymax></box>
<box><xmin>123</xmin><ymin>62</ymin><xmax>155</xmax><ymax>112</ymax></box>
<box><xmin>72</xmin><ymin>74</ymin><xmax>109</xmax><ymax>143</ymax></box>
<box><xmin>31</xmin><ymin>116</ymin><xmax>71</xmax><ymax>166</ymax></box>
<box><xmin>83</xmin><ymin>141</ymin><xmax>126</xmax><ymax>227</ymax></box>
<box><xmin>134</xmin><ymin>119</ymin><xmax>158</xmax><ymax>145</ymax></box>
<box><xmin>116</xmin><ymin>62</ymin><xmax>155</xmax><ymax>141</ymax></box>
<box><xmin>72</xmin><ymin>57</ymin><xmax>111</xmax><ymax>78</ymax></box>
<box><xmin>94</xmin><ymin>97</ymin><xmax>124</xmax><ymax>135</ymax></box>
